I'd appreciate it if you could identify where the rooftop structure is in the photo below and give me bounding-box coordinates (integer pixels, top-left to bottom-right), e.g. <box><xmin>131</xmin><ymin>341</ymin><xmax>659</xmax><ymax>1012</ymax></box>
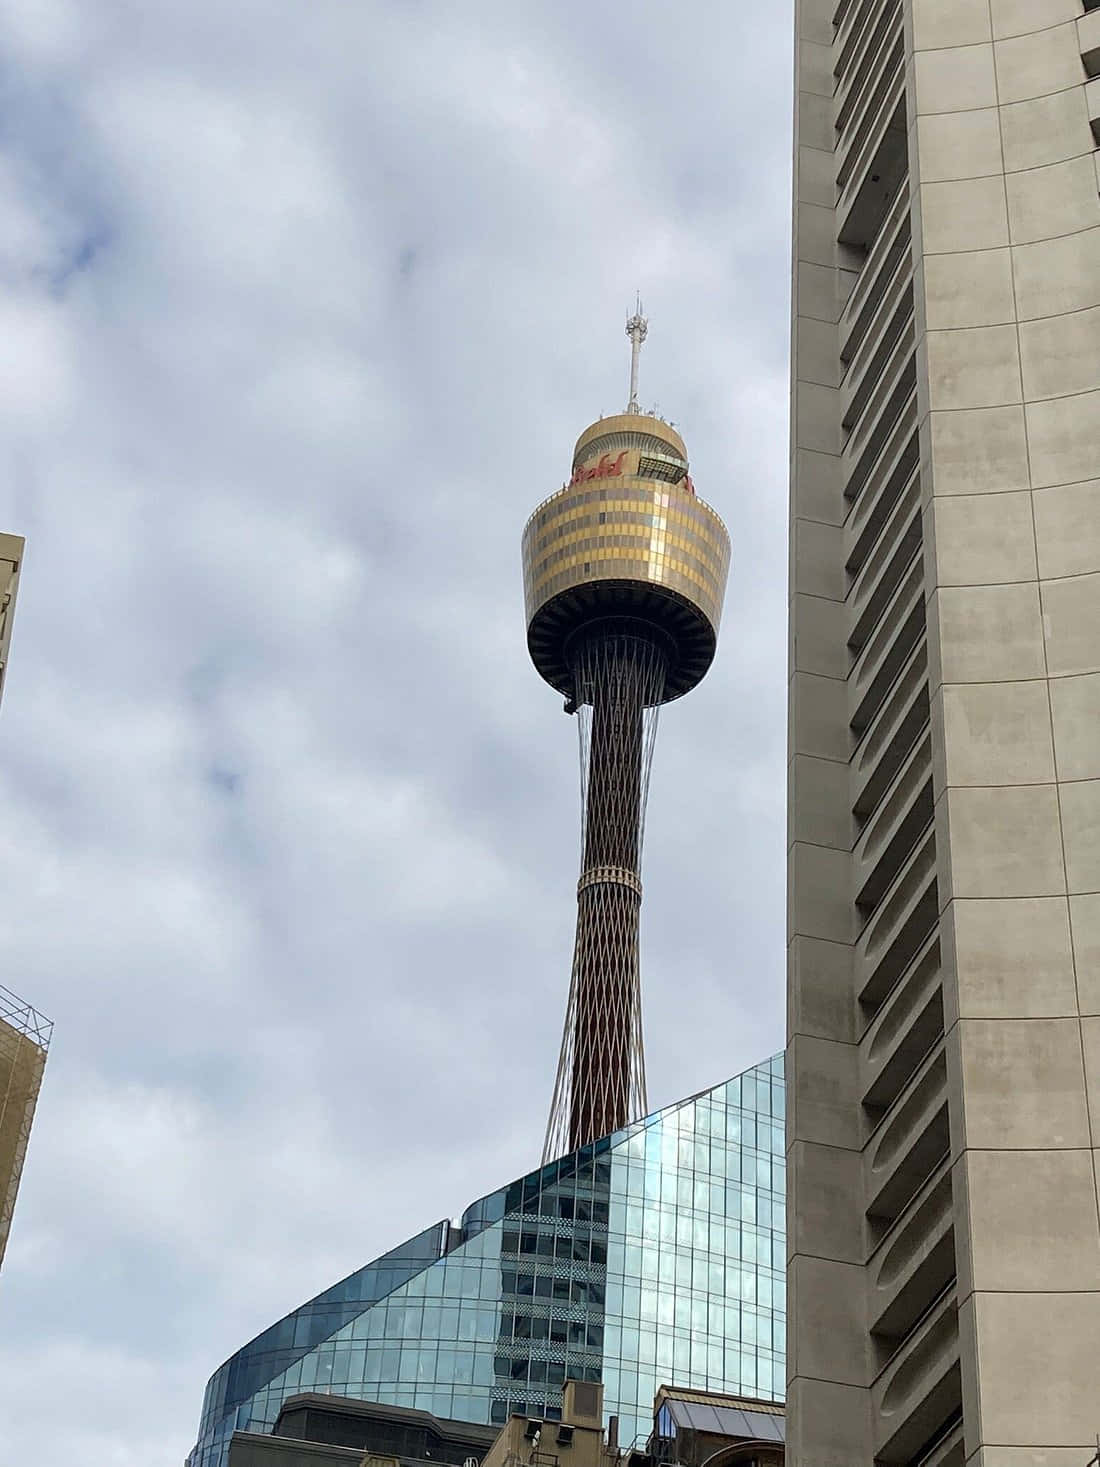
<box><xmin>649</xmin><ymin>1385</ymin><xmax>784</xmax><ymax>1467</ymax></box>
<box><xmin>226</xmin><ymin>1394</ymin><xmax>497</xmax><ymax>1467</ymax></box>
<box><xmin>523</xmin><ymin>313</ymin><xmax>730</xmax><ymax>1160</ymax></box>
<box><xmin>222</xmin><ymin>1378</ymin><xmax>788</xmax><ymax>1467</ymax></box>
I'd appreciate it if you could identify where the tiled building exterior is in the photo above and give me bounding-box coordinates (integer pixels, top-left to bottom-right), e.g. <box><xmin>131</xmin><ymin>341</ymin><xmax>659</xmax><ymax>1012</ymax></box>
<box><xmin>788</xmin><ymin>1</ymin><xmax>1100</xmax><ymax>1462</ymax></box>
<box><xmin>189</xmin><ymin>1056</ymin><xmax>785</xmax><ymax>1467</ymax></box>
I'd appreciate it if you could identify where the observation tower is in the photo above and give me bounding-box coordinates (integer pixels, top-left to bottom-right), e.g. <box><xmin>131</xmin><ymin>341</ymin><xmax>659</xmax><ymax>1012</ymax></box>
<box><xmin>522</xmin><ymin>306</ymin><xmax>730</xmax><ymax>1162</ymax></box>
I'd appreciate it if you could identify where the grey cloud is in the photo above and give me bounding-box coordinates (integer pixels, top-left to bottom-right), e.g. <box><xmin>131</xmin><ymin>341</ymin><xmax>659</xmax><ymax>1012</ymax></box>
<box><xmin>0</xmin><ymin>1</ymin><xmax>792</xmax><ymax>1462</ymax></box>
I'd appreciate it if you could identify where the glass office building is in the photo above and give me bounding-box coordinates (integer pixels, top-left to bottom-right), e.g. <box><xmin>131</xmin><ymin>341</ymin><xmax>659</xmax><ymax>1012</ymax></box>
<box><xmin>189</xmin><ymin>1054</ymin><xmax>785</xmax><ymax>1467</ymax></box>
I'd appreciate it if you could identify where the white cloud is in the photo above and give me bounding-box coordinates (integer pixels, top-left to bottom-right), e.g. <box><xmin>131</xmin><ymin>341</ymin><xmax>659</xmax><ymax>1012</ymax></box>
<box><xmin>0</xmin><ymin>1</ymin><xmax>793</xmax><ymax>1461</ymax></box>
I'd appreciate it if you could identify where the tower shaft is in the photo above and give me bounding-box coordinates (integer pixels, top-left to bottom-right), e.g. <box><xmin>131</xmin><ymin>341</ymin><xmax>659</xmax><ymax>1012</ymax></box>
<box><xmin>544</xmin><ymin>631</ymin><xmax>664</xmax><ymax>1161</ymax></box>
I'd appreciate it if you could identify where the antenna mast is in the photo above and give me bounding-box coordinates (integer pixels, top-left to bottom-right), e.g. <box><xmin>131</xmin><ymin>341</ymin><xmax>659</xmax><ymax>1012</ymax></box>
<box><xmin>626</xmin><ymin>295</ymin><xmax>648</xmax><ymax>414</ymax></box>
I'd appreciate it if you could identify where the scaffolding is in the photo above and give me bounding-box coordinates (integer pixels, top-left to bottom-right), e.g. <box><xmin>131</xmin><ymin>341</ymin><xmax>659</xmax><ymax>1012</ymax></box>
<box><xmin>0</xmin><ymin>984</ymin><xmax>52</xmax><ymax>1269</ymax></box>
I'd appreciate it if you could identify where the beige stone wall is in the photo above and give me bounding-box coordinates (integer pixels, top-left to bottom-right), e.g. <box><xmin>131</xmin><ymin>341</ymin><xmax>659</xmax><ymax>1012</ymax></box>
<box><xmin>788</xmin><ymin>0</ymin><xmax>875</xmax><ymax>1459</ymax></box>
<box><xmin>910</xmin><ymin>0</ymin><xmax>1100</xmax><ymax>1458</ymax></box>
<box><xmin>788</xmin><ymin>0</ymin><xmax>1100</xmax><ymax>1463</ymax></box>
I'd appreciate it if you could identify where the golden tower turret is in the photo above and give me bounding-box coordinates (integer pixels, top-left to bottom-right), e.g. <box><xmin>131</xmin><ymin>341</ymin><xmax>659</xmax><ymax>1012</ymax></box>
<box><xmin>522</xmin><ymin>309</ymin><xmax>730</xmax><ymax>1161</ymax></box>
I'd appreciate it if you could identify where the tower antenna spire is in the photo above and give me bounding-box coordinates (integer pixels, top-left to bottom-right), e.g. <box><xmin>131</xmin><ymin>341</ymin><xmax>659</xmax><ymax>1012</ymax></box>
<box><xmin>626</xmin><ymin>294</ymin><xmax>648</xmax><ymax>414</ymax></box>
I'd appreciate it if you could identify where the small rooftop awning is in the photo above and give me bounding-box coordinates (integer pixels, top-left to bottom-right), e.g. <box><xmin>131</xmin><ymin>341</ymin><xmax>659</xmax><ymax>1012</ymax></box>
<box><xmin>662</xmin><ymin>1396</ymin><xmax>786</xmax><ymax>1444</ymax></box>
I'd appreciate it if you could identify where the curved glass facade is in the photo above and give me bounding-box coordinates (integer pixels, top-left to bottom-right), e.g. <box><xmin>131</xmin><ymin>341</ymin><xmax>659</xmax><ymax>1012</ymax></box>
<box><xmin>188</xmin><ymin>1055</ymin><xmax>785</xmax><ymax>1467</ymax></box>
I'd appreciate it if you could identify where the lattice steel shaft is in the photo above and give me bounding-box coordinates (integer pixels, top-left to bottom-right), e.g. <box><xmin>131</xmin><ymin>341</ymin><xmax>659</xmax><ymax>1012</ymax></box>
<box><xmin>543</xmin><ymin>632</ymin><xmax>665</xmax><ymax>1162</ymax></box>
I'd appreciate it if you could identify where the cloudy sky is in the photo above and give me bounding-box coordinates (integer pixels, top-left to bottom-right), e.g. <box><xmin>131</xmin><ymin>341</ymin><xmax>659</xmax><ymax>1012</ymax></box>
<box><xmin>0</xmin><ymin>3</ymin><xmax>792</xmax><ymax>1462</ymax></box>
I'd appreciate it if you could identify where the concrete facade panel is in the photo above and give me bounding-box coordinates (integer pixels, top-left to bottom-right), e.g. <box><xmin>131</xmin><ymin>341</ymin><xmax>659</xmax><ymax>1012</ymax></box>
<box><xmin>927</xmin><ymin>405</ymin><xmax>1029</xmax><ymax>495</ymax></box>
<box><xmin>787</xmin><ymin>935</ymin><xmax>856</xmax><ymax>1044</ymax></box>
<box><xmin>1069</xmin><ymin>894</ymin><xmax>1100</xmax><ymax>1015</ymax></box>
<box><xmin>785</xmin><ymin>1140</ymin><xmax>864</xmax><ymax>1265</ymax></box>
<box><xmin>788</xmin><ymin>754</ymin><xmax>851</xmax><ymax>851</ymax></box>
<box><xmin>1082</xmin><ymin>1018</ymin><xmax>1100</xmax><ymax>1123</ymax></box>
<box><xmin>792</xmin><ymin>447</ymin><xmax>845</xmax><ymax>524</ymax></box>
<box><xmin>911</xmin><ymin>0</ymin><xmax>991</xmax><ymax>51</ymax></box>
<box><xmin>796</xmin><ymin>203</ymin><xmax>839</xmax><ymax>268</ymax></box>
<box><xmin>794</xmin><ymin>381</ymin><xmax>841</xmax><ymax>454</ymax></box>
<box><xmin>1011</xmin><ymin>226</ymin><xmax>1100</xmax><ymax>320</ymax></box>
<box><xmin>795</xmin><ymin>91</ymin><xmax>833</xmax><ymax>152</ymax></box>
<box><xmin>789</xmin><ymin>671</ymin><xmax>849</xmax><ymax>764</ymax></box>
<box><xmin>784</xmin><ymin>1379</ymin><xmax>873</xmax><ymax>1467</ymax></box>
<box><xmin>795</xmin><ymin>315</ymin><xmax>842</xmax><ymax>388</ymax></box>
<box><xmin>940</xmin><ymin>785</ymin><xmax>1065</xmax><ymax>899</ymax></box>
<box><xmin>797</xmin><ymin>40</ymin><xmax>833</xmax><ymax>99</ymax></box>
<box><xmin>927</xmin><ymin>492</ymin><xmax>1036</xmax><ymax>586</ymax></box>
<box><xmin>970</xmin><ymin>1452</ymin><xmax>1096</xmax><ymax>1467</ymax></box>
<box><xmin>915</xmin><ymin>109</ymin><xmax>1003</xmax><ymax>183</ymax></box>
<box><xmin>956</xmin><ymin>1018</ymin><xmax>1090</xmax><ymax>1150</ymax></box>
<box><xmin>989</xmin><ymin>0</ymin><xmax>1082</xmax><ymax>41</ymax></box>
<box><xmin>945</xmin><ymin>896</ymin><xmax>1076</xmax><ymax>1018</ymax></box>
<box><xmin>932</xmin><ymin>583</ymin><xmax>1044</xmax><ymax>685</ymax></box>
<box><xmin>968</xmin><ymin>1292</ymin><xmax>1100</xmax><ymax>1444</ymax></box>
<box><xmin>919</xmin><ymin>177</ymin><xmax>1009</xmax><ymax>255</ymax></box>
<box><xmin>925</xmin><ymin>325</ymin><xmax>1021</xmax><ymax>410</ymax></box>
<box><xmin>1040</xmin><ymin>570</ymin><xmax>1100</xmax><ymax>676</ymax></box>
<box><xmin>922</xmin><ymin>249</ymin><xmax>1015</xmax><ymax>331</ymax></box>
<box><xmin>796</xmin><ymin>263</ymin><xmax>846</xmax><ymax>326</ymax></box>
<box><xmin>914</xmin><ymin>44</ymin><xmax>998</xmax><ymax>116</ymax></box>
<box><xmin>939</xmin><ymin>680</ymin><xmax>1053</xmax><ymax>786</ymax></box>
<box><xmin>1033</xmin><ymin>480</ymin><xmax>1100</xmax><ymax>580</ymax></box>
<box><xmin>789</xmin><ymin>840</ymin><xmax>852</xmax><ymax>945</ymax></box>
<box><xmin>1019</xmin><ymin>305</ymin><xmax>1100</xmax><ymax>402</ymax></box>
<box><xmin>791</xmin><ymin>593</ymin><xmax>848</xmax><ymax>679</ymax></box>
<box><xmin>787</xmin><ymin>1256</ymin><xmax>867</xmax><ymax>1388</ymax></box>
<box><xmin>1004</xmin><ymin>155</ymin><xmax>1100</xmax><ymax>246</ymax></box>
<box><xmin>998</xmin><ymin>87</ymin><xmax>1092</xmax><ymax>172</ymax></box>
<box><xmin>788</xmin><ymin>1034</ymin><xmax>861</xmax><ymax>1152</ymax></box>
<box><xmin>1059</xmin><ymin>778</ymin><xmax>1100</xmax><ymax>895</ymax></box>
<box><xmin>798</xmin><ymin>146</ymin><xmax>835</xmax><ymax>211</ymax></box>
<box><xmin>793</xmin><ymin>517</ymin><xmax>844</xmax><ymax>600</ymax></box>
<box><xmin>1050</xmin><ymin>672</ymin><xmax>1100</xmax><ymax>780</ymax></box>
<box><xmin>958</xmin><ymin>1148</ymin><xmax>1100</xmax><ymax>1294</ymax></box>
<box><xmin>993</xmin><ymin>21</ymin><xmax>1084</xmax><ymax>105</ymax></box>
<box><xmin>1025</xmin><ymin>388</ymin><xmax>1100</xmax><ymax>489</ymax></box>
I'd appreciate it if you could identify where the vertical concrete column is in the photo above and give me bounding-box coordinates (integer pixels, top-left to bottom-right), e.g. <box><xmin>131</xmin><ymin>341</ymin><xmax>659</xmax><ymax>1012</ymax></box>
<box><xmin>787</xmin><ymin>2</ymin><xmax>873</xmax><ymax>1461</ymax></box>
<box><xmin>909</xmin><ymin>0</ymin><xmax>1100</xmax><ymax>1457</ymax></box>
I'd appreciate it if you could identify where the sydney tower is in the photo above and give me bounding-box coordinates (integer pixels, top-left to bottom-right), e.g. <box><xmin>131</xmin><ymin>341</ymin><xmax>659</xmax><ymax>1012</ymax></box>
<box><xmin>522</xmin><ymin>308</ymin><xmax>730</xmax><ymax>1162</ymax></box>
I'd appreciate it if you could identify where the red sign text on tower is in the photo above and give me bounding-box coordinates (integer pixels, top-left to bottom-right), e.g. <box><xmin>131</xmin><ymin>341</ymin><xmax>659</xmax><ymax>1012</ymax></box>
<box><xmin>570</xmin><ymin>451</ymin><xmax>628</xmax><ymax>485</ymax></box>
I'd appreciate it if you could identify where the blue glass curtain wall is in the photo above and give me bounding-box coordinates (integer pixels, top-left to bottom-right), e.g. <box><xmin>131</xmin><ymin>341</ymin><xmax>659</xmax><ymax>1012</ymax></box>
<box><xmin>188</xmin><ymin>1055</ymin><xmax>785</xmax><ymax>1467</ymax></box>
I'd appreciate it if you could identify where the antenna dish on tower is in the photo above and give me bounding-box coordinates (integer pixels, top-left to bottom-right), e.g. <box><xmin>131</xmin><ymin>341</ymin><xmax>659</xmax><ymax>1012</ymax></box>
<box><xmin>625</xmin><ymin>294</ymin><xmax>648</xmax><ymax>414</ymax></box>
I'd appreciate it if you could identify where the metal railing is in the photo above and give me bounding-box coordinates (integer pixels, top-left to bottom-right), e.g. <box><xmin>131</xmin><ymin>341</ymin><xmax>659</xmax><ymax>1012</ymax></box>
<box><xmin>0</xmin><ymin>984</ymin><xmax>53</xmax><ymax>1050</ymax></box>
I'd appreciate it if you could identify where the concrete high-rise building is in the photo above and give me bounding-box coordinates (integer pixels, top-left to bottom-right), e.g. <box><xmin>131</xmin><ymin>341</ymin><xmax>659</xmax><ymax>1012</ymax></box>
<box><xmin>525</xmin><ymin>307</ymin><xmax>730</xmax><ymax>1161</ymax></box>
<box><xmin>0</xmin><ymin>530</ymin><xmax>52</xmax><ymax>1278</ymax></box>
<box><xmin>788</xmin><ymin>3</ymin><xmax>1100</xmax><ymax>1464</ymax></box>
